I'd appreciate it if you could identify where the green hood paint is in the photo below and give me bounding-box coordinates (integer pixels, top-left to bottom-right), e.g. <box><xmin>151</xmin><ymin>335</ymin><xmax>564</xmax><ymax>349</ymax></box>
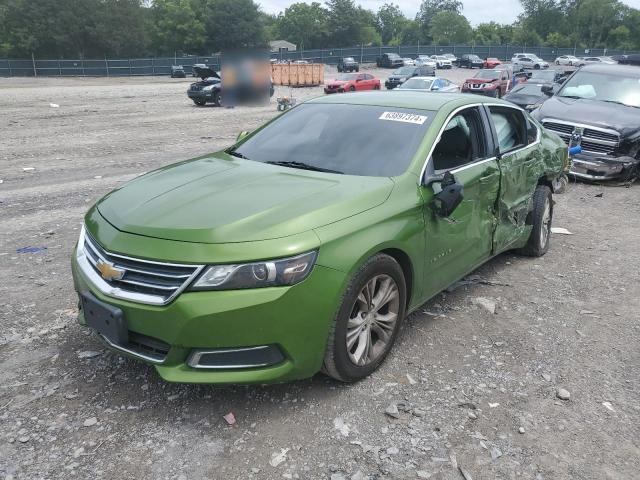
<box><xmin>97</xmin><ymin>155</ymin><xmax>394</xmax><ymax>244</ymax></box>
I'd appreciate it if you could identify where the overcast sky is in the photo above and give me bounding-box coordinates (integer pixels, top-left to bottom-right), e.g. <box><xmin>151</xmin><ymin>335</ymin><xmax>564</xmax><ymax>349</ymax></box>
<box><xmin>260</xmin><ymin>0</ymin><xmax>640</xmax><ymax>26</ymax></box>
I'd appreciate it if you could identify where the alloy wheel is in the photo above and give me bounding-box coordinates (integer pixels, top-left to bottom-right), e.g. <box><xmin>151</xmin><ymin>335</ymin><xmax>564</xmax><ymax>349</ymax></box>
<box><xmin>540</xmin><ymin>197</ymin><xmax>551</xmax><ymax>248</ymax></box>
<box><xmin>346</xmin><ymin>274</ymin><xmax>400</xmax><ymax>366</ymax></box>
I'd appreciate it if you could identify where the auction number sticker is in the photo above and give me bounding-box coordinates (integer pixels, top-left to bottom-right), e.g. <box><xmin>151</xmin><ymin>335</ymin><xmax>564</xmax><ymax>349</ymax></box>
<box><xmin>379</xmin><ymin>111</ymin><xmax>427</xmax><ymax>124</ymax></box>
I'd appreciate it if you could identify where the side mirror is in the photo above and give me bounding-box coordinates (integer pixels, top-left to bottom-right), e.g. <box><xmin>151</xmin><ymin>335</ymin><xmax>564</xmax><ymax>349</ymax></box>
<box><xmin>431</xmin><ymin>86</ymin><xmax>440</xmax><ymax>91</ymax></box>
<box><xmin>236</xmin><ymin>130</ymin><xmax>250</xmax><ymax>141</ymax></box>
<box><xmin>424</xmin><ymin>171</ymin><xmax>464</xmax><ymax>217</ymax></box>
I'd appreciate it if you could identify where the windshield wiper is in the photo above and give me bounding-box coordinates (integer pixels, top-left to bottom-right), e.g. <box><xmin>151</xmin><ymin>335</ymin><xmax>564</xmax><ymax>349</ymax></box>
<box><xmin>600</xmin><ymin>99</ymin><xmax>640</xmax><ymax>109</ymax></box>
<box><xmin>225</xmin><ymin>148</ymin><xmax>249</xmax><ymax>160</ymax></box>
<box><xmin>558</xmin><ymin>94</ymin><xmax>584</xmax><ymax>99</ymax></box>
<box><xmin>266</xmin><ymin>161</ymin><xmax>343</xmax><ymax>174</ymax></box>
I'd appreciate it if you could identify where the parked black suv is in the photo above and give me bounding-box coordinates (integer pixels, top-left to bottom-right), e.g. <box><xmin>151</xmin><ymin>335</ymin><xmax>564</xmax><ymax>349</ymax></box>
<box><xmin>337</xmin><ymin>57</ymin><xmax>359</xmax><ymax>72</ymax></box>
<box><xmin>171</xmin><ymin>65</ymin><xmax>186</xmax><ymax>78</ymax></box>
<box><xmin>532</xmin><ymin>64</ymin><xmax>640</xmax><ymax>181</ymax></box>
<box><xmin>376</xmin><ymin>53</ymin><xmax>404</xmax><ymax>68</ymax></box>
<box><xmin>187</xmin><ymin>65</ymin><xmax>222</xmax><ymax>106</ymax></box>
<box><xmin>456</xmin><ymin>54</ymin><xmax>484</xmax><ymax>68</ymax></box>
<box><xmin>385</xmin><ymin>65</ymin><xmax>435</xmax><ymax>89</ymax></box>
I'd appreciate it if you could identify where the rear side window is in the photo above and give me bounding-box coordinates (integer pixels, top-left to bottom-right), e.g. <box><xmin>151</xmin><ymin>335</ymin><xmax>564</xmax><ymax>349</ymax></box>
<box><xmin>489</xmin><ymin>106</ymin><xmax>527</xmax><ymax>153</ymax></box>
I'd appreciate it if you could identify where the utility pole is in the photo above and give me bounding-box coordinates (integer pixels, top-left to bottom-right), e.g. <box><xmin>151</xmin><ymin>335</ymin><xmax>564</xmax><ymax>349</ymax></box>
<box><xmin>31</xmin><ymin>52</ymin><xmax>37</xmax><ymax>77</ymax></box>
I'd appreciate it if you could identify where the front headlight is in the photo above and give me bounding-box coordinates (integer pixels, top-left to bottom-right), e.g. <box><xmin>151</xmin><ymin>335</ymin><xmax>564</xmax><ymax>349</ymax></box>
<box><xmin>202</xmin><ymin>85</ymin><xmax>214</xmax><ymax>91</ymax></box>
<box><xmin>526</xmin><ymin>103</ymin><xmax>542</xmax><ymax>110</ymax></box>
<box><xmin>190</xmin><ymin>251</ymin><xmax>317</xmax><ymax>291</ymax></box>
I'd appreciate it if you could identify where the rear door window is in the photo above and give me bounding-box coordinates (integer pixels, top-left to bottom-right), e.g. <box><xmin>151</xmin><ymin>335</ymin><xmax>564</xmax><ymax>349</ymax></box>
<box><xmin>489</xmin><ymin>106</ymin><xmax>527</xmax><ymax>153</ymax></box>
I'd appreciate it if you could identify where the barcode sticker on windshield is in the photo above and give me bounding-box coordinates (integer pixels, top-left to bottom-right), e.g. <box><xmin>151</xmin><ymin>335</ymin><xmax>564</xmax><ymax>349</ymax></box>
<box><xmin>379</xmin><ymin>111</ymin><xmax>427</xmax><ymax>124</ymax></box>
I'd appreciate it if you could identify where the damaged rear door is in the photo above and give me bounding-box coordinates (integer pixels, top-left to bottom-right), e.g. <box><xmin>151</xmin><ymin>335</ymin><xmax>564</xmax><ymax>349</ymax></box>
<box><xmin>487</xmin><ymin>105</ymin><xmax>542</xmax><ymax>253</ymax></box>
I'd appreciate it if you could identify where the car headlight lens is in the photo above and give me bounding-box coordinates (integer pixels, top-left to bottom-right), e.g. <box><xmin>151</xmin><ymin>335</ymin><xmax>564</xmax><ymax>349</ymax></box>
<box><xmin>202</xmin><ymin>85</ymin><xmax>214</xmax><ymax>91</ymax></box>
<box><xmin>526</xmin><ymin>103</ymin><xmax>542</xmax><ymax>110</ymax></box>
<box><xmin>190</xmin><ymin>251</ymin><xmax>317</xmax><ymax>290</ymax></box>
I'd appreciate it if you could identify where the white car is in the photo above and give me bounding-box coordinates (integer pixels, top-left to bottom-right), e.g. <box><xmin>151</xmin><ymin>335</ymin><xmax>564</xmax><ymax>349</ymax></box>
<box><xmin>442</xmin><ymin>53</ymin><xmax>457</xmax><ymax>63</ymax></box>
<box><xmin>396</xmin><ymin>76</ymin><xmax>459</xmax><ymax>92</ymax></box>
<box><xmin>414</xmin><ymin>55</ymin><xmax>437</xmax><ymax>68</ymax></box>
<box><xmin>430</xmin><ymin>55</ymin><xmax>453</xmax><ymax>69</ymax></box>
<box><xmin>402</xmin><ymin>57</ymin><xmax>415</xmax><ymax>66</ymax></box>
<box><xmin>511</xmin><ymin>53</ymin><xmax>549</xmax><ymax>70</ymax></box>
<box><xmin>554</xmin><ymin>55</ymin><xmax>580</xmax><ymax>66</ymax></box>
<box><xmin>577</xmin><ymin>56</ymin><xmax>617</xmax><ymax>66</ymax></box>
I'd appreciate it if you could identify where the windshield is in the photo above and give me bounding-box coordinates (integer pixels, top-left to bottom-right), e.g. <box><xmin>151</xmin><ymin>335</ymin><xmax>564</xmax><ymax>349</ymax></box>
<box><xmin>475</xmin><ymin>70</ymin><xmax>500</xmax><ymax>80</ymax></box>
<box><xmin>599</xmin><ymin>56</ymin><xmax>614</xmax><ymax>62</ymax></box>
<box><xmin>398</xmin><ymin>78</ymin><xmax>434</xmax><ymax>90</ymax></box>
<box><xmin>394</xmin><ymin>66</ymin><xmax>415</xmax><ymax>75</ymax></box>
<box><xmin>529</xmin><ymin>70</ymin><xmax>556</xmax><ymax>82</ymax></box>
<box><xmin>335</xmin><ymin>73</ymin><xmax>357</xmax><ymax>81</ymax></box>
<box><xmin>387</xmin><ymin>53</ymin><xmax>400</xmax><ymax>59</ymax></box>
<box><xmin>468</xmin><ymin>55</ymin><xmax>481</xmax><ymax>60</ymax></box>
<box><xmin>343</xmin><ymin>57</ymin><xmax>355</xmax><ymax>62</ymax></box>
<box><xmin>510</xmin><ymin>84</ymin><xmax>543</xmax><ymax>95</ymax></box>
<box><xmin>233</xmin><ymin>104</ymin><xmax>436</xmax><ymax>177</ymax></box>
<box><xmin>558</xmin><ymin>70</ymin><xmax>640</xmax><ymax>107</ymax></box>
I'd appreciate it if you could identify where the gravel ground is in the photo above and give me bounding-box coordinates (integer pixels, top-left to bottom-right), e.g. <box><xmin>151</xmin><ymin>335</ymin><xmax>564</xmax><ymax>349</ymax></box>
<box><xmin>1</xmin><ymin>66</ymin><xmax>639</xmax><ymax>480</ymax></box>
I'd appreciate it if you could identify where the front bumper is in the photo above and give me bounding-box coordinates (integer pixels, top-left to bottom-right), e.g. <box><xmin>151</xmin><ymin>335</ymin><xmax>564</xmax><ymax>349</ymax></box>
<box><xmin>385</xmin><ymin>79</ymin><xmax>402</xmax><ymax>89</ymax></box>
<box><xmin>461</xmin><ymin>87</ymin><xmax>496</xmax><ymax>96</ymax></box>
<box><xmin>187</xmin><ymin>90</ymin><xmax>214</xmax><ymax>101</ymax></box>
<box><xmin>72</xmin><ymin>247</ymin><xmax>347</xmax><ymax>384</ymax></box>
<box><xmin>324</xmin><ymin>86</ymin><xmax>344</xmax><ymax>94</ymax></box>
<box><xmin>569</xmin><ymin>153</ymin><xmax>640</xmax><ymax>181</ymax></box>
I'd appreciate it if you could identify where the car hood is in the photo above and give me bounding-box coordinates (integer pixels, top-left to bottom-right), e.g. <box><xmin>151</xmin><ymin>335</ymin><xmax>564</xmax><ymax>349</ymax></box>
<box><xmin>96</xmin><ymin>155</ymin><xmax>394</xmax><ymax>244</ymax></box>
<box><xmin>466</xmin><ymin>78</ymin><xmax>495</xmax><ymax>84</ymax></box>
<box><xmin>193</xmin><ymin>66</ymin><xmax>220</xmax><ymax>80</ymax></box>
<box><xmin>329</xmin><ymin>80</ymin><xmax>349</xmax><ymax>85</ymax></box>
<box><xmin>504</xmin><ymin>93</ymin><xmax>545</xmax><ymax>105</ymax></box>
<box><xmin>536</xmin><ymin>96</ymin><xmax>640</xmax><ymax>137</ymax></box>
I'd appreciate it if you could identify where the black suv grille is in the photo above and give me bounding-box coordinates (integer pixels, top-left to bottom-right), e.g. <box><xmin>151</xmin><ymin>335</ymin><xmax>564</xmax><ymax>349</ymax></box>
<box><xmin>543</xmin><ymin>121</ymin><xmax>620</xmax><ymax>155</ymax></box>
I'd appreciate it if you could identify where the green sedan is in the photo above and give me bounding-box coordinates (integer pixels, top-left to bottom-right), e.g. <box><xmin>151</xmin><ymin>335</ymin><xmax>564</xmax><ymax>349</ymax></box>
<box><xmin>72</xmin><ymin>91</ymin><xmax>568</xmax><ymax>384</ymax></box>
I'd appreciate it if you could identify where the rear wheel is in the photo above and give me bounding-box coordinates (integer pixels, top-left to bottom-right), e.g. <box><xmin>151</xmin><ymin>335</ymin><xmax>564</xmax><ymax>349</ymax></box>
<box><xmin>516</xmin><ymin>185</ymin><xmax>553</xmax><ymax>257</ymax></box>
<box><xmin>555</xmin><ymin>60</ymin><xmax>560</xmax><ymax>65</ymax></box>
<box><xmin>373</xmin><ymin>83</ymin><xmax>380</xmax><ymax>90</ymax></box>
<box><xmin>323</xmin><ymin>254</ymin><xmax>406</xmax><ymax>382</ymax></box>
<box><xmin>349</xmin><ymin>85</ymin><xmax>356</xmax><ymax>92</ymax></box>
<box><xmin>534</xmin><ymin>64</ymin><xmax>541</xmax><ymax>69</ymax></box>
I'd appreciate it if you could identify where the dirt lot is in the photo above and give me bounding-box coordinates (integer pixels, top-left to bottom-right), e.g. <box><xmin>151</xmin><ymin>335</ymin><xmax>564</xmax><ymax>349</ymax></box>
<box><xmin>1</xmin><ymin>67</ymin><xmax>639</xmax><ymax>480</ymax></box>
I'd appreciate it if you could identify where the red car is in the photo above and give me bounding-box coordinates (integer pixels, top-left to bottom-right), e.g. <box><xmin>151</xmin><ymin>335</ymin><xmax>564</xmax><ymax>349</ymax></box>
<box><xmin>324</xmin><ymin>73</ymin><xmax>381</xmax><ymax>94</ymax></box>
<box><xmin>483</xmin><ymin>57</ymin><xmax>502</xmax><ymax>69</ymax></box>
<box><xmin>461</xmin><ymin>69</ymin><xmax>511</xmax><ymax>98</ymax></box>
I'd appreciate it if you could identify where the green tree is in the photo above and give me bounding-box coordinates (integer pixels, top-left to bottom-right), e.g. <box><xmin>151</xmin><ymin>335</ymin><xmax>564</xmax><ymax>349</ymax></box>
<box><xmin>545</xmin><ymin>31</ymin><xmax>571</xmax><ymax>47</ymax></box>
<box><xmin>511</xmin><ymin>25</ymin><xmax>543</xmax><ymax>46</ymax></box>
<box><xmin>325</xmin><ymin>0</ymin><xmax>375</xmax><ymax>46</ymax></box>
<box><xmin>204</xmin><ymin>0</ymin><xmax>265</xmax><ymax>52</ymax></box>
<box><xmin>416</xmin><ymin>0</ymin><xmax>463</xmax><ymax>42</ymax></box>
<box><xmin>148</xmin><ymin>0</ymin><xmax>204</xmax><ymax>55</ymax></box>
<box><xmin>517</xmin><ymin>0</ymin><xmax>566</xmax><ymax>42</ymax></box>
<box><xmin>430</xmin><ymin>11</ymin><xmax>471</xmax><ymax>44</ymax></box>
<box><xmin>376</xmin><ymin>3</ymin><xmax>408</xmax><ymax>45</ymax></box>
<box><xmin>474</xmin><ymin>22</ymin><xmax>513</xmax><ymax>44</ymax></box>
<box><xmin>275</xmin><ymin>2</ymin><xmax>328</xmax><ymax>49</ymax></box>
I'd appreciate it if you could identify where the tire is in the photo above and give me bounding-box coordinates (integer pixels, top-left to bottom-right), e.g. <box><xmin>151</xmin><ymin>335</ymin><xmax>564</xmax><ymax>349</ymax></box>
<box><xmin>534</xmin><ymin>64</ymin><xmax>541</xmax><ymax>69</ymax></box>
<box><xmin>322</xmin><ymin>254</ymin><xmax>407</xmax><ymax>382</ymax></box>
<box><xmin>193</xmin><ymin>99</ymin><xmax>206</xmax><ymax>106</ymax></box>
<box><xmin>516</xmin><ymin>185</ymin><xmax>553</xmax><ymax>257</ymax></box>
<box><xmin>355</xmin><ymin>67</ymin><xmax>359</xmax><ymax>72</ymax></box>
<box><xmin>349</xmin><ymin>85</ymin><xmax>356</xmax><ymax>92</ymax></box>
<box><xmin>569</xmin><ymin>61</ymin><xmax>573</xmax><ymax>66</ymax></box>
<box><xmin>212</xmin><ymin>91</ymin><xmax>222</xmax><ymax>107</ymax></box>
<box><xmin>373</xmin><ymin>84</ymin><xmax>380</xmax><ymax>90</ymax></box>
<box><xmin>556</xmin><ymin>60</ymin><xmax>560</xmax><ymax>65</ymax></box>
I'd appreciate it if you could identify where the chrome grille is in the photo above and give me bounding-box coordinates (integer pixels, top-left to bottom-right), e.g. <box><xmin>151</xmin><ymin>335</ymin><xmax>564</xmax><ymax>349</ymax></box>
<box><xmin>542</xmin><ymin>120</ymin><xmax>620</xmax><ymax>156</ymax></box>
<box><xmin>79</xmin><ymin>229</ymin><xmax>203</xmax><ymax>305</ymax></box>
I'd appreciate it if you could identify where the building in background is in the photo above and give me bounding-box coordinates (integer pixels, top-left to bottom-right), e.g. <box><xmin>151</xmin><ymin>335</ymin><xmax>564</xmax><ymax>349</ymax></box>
<box><xmin>269</xmin><ymin>40</ymin><xmax>297</xmax><ymax>53</ymax></box>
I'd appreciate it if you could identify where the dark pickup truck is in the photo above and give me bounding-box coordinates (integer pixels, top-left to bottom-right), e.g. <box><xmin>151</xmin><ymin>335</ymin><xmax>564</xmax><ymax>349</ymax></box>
<box><xmin>533</xmin><ymin>64</ymin><xmax>640</xmax><ymax>181</ymax></box>
<box><xmin>376</xmin><ymin>53</ymin><xmax>404</xmax><ymax>68</ymax></box>
<box><xmin>337</xmin><ymin>57</ymin><xmax>359</xmax><ymax>72</ymax></box>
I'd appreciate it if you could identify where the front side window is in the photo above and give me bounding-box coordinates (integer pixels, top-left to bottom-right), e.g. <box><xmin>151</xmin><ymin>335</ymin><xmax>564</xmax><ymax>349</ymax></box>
<box><xmin>234</xmin><ymin>104</ymin><xmax>436</xmax><ymax>177</ymax></box>
<box><xmin>526</xmin><ymin>117</ymin><xmax>539</xmax><ymax>144</ymax></box>
<box><xmin>489</xmin><ymin>106</ymin><xmax>527</xmax><ymax>153</ymax></box>
<box><xmin>432</xmin><ymin>108</ymin><xmax>486</xmax><ymax>171</ymax></box>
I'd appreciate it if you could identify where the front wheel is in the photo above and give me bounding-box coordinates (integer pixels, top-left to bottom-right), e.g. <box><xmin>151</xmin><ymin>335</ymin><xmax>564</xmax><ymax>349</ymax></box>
<box><xmin>516</xmin><ymin>185</ymin><xmax>553</xmax><ymax>257</ymax></box>
<box><xmin>349</xmin><ymin>85</ymin><xmax>356</xmax><ymax>92</ymax></box>
<box><xmin>534</xmin><ymin>64</ymin><xmax>541</xmax><ymax>69</ymax></box>
<box><xmin>322</xmin><ymin>254</ymin><xmax>406</xmax><ymax>382</ymax></box>
<box><xmin>556</xmin><ymin>60</ymin><xmax>560</xmax><ymax>65</ymax></box>
<box><xmin>213</xmin><ymin>91</ymin><xmax>222</xmax><ymax>107</ymax></box>
<box><xmin>193</xmin><ymin>99</ymin><xmax>206</xmax><ymax>106</ymax></box>
<box><xmin>373</xmin><ymin>83</ymin><xmax>380</xmax><ymax>90</ymax></box>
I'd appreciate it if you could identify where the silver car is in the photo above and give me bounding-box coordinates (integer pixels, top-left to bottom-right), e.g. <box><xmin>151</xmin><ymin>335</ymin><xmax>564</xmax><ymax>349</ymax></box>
<box><xmin>396</xmin><ymin>76</ymin><xmax>459</xmax><ymax>92</ymax></box>
<box><xmin>577</xmin><ymin>56</ymin><xmax>617</xmax><ymax>66</ymax></box>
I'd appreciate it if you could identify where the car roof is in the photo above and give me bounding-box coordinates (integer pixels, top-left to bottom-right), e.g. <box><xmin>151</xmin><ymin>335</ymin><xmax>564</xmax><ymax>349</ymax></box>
<box><xmin>579</xmin><ymin>63</ymin><xmax>639</xmax><ymax>75</ymax></box>
<box><xmin>307</xmin><ymin>91</ymin><xmax>512</xmax><ymax>111</ymax></box>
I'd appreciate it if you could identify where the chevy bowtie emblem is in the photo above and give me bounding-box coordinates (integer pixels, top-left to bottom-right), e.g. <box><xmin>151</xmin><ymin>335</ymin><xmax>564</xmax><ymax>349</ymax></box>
<box><xmin>96</xmin><ymin>259</ymin><xmax>125</xmax><ymax>281</ymax></box>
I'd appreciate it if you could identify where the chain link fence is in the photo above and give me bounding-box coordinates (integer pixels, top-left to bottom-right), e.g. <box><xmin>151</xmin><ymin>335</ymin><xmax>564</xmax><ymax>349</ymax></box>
<box><xmin>1</xmin><ymin>45</ymin><xmax>637</xmax><ymax>77</ymax></box>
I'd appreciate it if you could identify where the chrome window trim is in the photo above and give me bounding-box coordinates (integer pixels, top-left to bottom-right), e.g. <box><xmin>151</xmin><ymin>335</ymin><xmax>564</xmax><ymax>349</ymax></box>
<box><xmin>187</xmin><ymin>346</ymin><xmax>277</xmax><ymax>370</ymax></box>
<box><xmin>418</xmin><ymin>102</ymin><xmax>539</xmax><ymax>182</ymax></box>
<box><xmin>76</xmin><ymin>226</ymin><xmax>204</xmax><ymax>306</ymax></box>
<box><xmin>98</xmin><ymin>333</ymin><xmax>166</xmax><ymax>364</ymax></box>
